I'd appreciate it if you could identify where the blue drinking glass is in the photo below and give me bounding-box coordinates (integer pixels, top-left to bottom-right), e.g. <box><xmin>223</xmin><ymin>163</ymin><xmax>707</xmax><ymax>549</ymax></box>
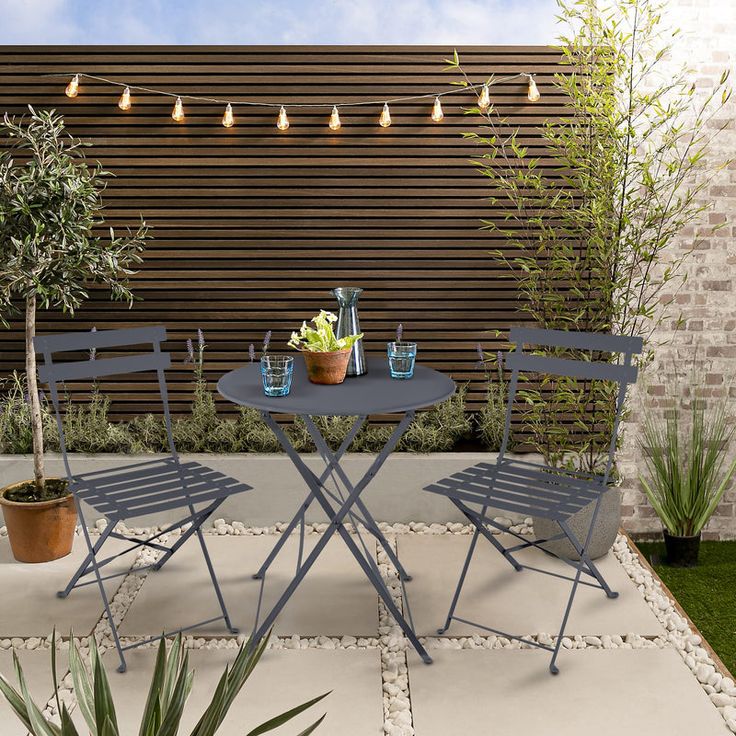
<box><xmin>261</xmin><ymin>355</ymin><xmax>294</xmax><ymax>397</ymax></box>
<box><xmin>387</xmin><ymin>342</ymin><xmax>417</xmax><ymax>379</ymax></box>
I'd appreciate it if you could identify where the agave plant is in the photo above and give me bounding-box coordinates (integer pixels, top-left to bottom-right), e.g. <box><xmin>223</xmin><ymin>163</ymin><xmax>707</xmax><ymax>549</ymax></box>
<box><xmin>0</xmin><ymin>632</ymin><xmax>327</xmax><ymax>736</ymax></box>
<box><xmin>639</xmin><ymin>382</ymin><xmax>736</xmax><ymax>538</ymax></box>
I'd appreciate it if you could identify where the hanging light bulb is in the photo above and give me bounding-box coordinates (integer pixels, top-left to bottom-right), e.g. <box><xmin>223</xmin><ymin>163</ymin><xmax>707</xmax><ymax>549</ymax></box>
<box><xmin>379</xmin><ymin>102</ymin><xmax>392</xmax><ymax>128</ymax></box>
<box><xmin>65</xmin><ymin>74</ymin><xmax>79</xmax><ymax>98</ymax></box>
<box><xmin>527</xmin><ymin>76</ymin><xmax>541</xmax><ymax>102</ymax></box>
<box><xmin>118</xmin><ymin>87</ymin><xmax>131</xmax><ymax>111</ymax></box>
<box><xmin>328</xmin><ymin>105</ymin><xmax>341</xmax><ymax>131</ymax></box>
<box><xmin>431</xmin><ymin>96</ymin><xmax>444</xmax><ymax>122</ymax></box>
<box><xmin>277</xmin><ymin>106</ymin><xmax>289</xmax><ymax>131</ymax></box>
<box><xmin>222</xmin><ymin>103</ymin><xmax>235</xmax><ymax>128</ymax></box>
<box><xmin>477</xmin><ymin>83</ymin><xmax>491</xmax><ymax>111</ymax></box>
<box><xmin>171</xmin><ymin>97</ymin><xmax>185</xmax><ymax>122</ymax></box>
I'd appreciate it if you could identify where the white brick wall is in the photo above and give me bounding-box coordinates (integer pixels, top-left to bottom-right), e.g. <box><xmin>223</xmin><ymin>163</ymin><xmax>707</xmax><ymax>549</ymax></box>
<box><xmin>618</xmin><ymin>0</ymin><xmax>736</xmax><ymax>539</ymax></box>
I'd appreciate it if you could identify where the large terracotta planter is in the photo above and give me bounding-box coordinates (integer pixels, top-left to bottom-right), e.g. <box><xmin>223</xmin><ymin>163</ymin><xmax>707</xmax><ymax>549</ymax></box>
<box><xmin>0</xmin><ymin>480</ymin><xmax>76</xmax><ymax>563</ymax></box>
<box><xmin>302</xmin><ymin>349</ymin><xmax>352</xmax><ymax>385</ymax></box>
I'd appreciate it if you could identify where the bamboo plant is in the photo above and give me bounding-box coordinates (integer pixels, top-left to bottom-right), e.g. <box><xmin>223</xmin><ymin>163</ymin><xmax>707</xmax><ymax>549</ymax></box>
<box><xmin>446</xmin><ymin>0</ymin><xmax>731</xmax><ymax>470</ymax></box>
<box><xmin>0</xmin><ymin>107</ymin><xmax>150</xmax><ymax>494</ymax></box>
<box><xmin>0</xmin><ymin>632</ymin><xmax>327</xmax><ymax>736</ymax></box>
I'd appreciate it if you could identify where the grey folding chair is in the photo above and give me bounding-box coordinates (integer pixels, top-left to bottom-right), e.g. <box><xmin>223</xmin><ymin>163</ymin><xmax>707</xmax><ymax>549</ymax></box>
<box><xmin>34</xmin><ymin>326</ymin><xmax>253</xmax><ymax>672</ymax></box>
<box><xmin>424</xmin><ymin>327</ymin><xmax>643</xmax><ymax>674</ymax></box>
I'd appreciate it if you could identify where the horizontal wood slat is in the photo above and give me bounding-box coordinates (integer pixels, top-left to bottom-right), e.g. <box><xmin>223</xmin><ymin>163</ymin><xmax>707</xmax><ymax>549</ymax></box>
<box><xmin>0</xmin><ymin>45</ymin><xmax>564</xmax><ymax>417</ymax></box>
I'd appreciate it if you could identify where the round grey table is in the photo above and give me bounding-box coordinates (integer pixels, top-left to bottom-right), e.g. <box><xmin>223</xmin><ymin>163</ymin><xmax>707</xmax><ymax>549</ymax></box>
<box><xmin>218</xmin><ymin>356</ymin><xmax>455</xmax><ymax>664</ymax></box>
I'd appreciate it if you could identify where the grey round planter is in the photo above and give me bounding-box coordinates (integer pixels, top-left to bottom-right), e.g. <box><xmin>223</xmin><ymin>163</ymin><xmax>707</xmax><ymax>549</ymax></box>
<box><xmin>532</xmin><ymin>483</ymin><xmax>621</xmax><ymax>561</ymax></box>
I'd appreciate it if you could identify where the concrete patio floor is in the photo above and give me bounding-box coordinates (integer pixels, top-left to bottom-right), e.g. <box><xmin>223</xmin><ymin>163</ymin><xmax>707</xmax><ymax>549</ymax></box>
<box><xmin>0</xmin><ymin>524</ymin><xmax>732</xmax><ymax>735</ymax></box>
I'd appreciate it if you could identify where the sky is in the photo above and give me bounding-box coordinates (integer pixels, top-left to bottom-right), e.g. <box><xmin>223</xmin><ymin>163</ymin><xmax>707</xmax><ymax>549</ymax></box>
<box><xmin>0</xmin><ymin>0</ymin><xmax>560</xmax><ymax>45</ymax></box>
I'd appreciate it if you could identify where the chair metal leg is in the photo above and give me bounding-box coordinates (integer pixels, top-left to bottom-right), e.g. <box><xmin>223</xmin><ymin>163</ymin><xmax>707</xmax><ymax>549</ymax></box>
<box><xmin>74</xmin><ymin>505</ymin><xmax>128</xmax><ymax>673</ymax></box>
<box><xmin>193</xmin><ymin>518</ymin><xmax>238</xmax><ymax>634</ymax></box>
<box><xmin>58</xmin><ymin>518</ymin><xmax>117</xmax><ymax>598</ymax></box>
<box><xmin>438</xmin><ymin>526</ymin><xmax>481</xmax><ymax>634</ymax></box>
<box><xmin>558</xmin><ymin>519</ymin><xmax>618</xmax><ymax>599</ymax></box>
<box><xmin>153</xmin><ymin>498</ymin><xmax>224</xmax><ymax>572</ymax></box>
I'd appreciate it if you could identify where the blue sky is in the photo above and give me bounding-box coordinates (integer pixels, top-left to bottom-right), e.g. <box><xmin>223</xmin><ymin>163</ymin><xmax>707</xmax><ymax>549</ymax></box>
<box><xmin>0</xmin><ymin>0</ymin><xmax>559</xmax><ymax>44</ymax></box>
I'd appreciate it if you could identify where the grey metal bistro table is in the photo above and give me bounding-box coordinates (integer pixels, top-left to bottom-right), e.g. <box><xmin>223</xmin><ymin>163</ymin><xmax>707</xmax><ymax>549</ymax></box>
<box><xmin>218</xmin><ymin>356</ymin><xmax>455</xmax><ymax>664</ymax></box>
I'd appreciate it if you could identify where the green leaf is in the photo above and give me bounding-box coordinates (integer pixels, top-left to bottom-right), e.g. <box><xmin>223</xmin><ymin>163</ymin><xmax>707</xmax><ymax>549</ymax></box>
<box><xmin>245</xmin><ymin>692</ymin><xmax>331</xmax><ymax>736</ymax></box>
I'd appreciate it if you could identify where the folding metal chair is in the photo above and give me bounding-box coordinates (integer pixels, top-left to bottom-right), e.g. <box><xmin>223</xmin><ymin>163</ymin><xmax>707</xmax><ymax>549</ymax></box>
<box><xmin>424</xmin><ymin>327</ymin><xmax>643</xmax><ymax>674</ymax></box>
<box><xmin>34</xmin><ymin>325</ymin><xmax>253</xmax><ymax>672</ymax></box>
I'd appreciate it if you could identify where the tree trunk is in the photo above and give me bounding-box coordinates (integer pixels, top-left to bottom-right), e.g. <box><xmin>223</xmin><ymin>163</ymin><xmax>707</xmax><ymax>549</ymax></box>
<box><xmin>25</xmin><ymin>294</ymin><xmax>45</xmax><ymax>489</ymax></box>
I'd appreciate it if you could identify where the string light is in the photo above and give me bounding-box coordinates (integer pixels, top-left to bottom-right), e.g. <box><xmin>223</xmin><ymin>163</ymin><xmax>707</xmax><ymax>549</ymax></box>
<box><xmin>118</xmin><ymin>87</ymin><xmax>131</xmax><ymax>111</ymax></box>
<box><xmin>527</xmin><ymin>75</ymin><xmax>541</xmax><ymax>102</ymax></box>
<box><xmin>477</xmin><ymin>83</ymin><xmax>491</xmax><ymax>111</ymax></box>
<box><xmin>172</xmin><ymin>96</ymin><xmax>185</xmax><ymax>122</ymax></box>
<box><xmin>379</xmin><ymin>102</ymin><xmax>392</xmax><ymax>128</ymax></box>
<box><xmin>222</xmin><ymin>102</ymin><xmax>234</xmax><ymax>127</ymax></box>
<box><xmin>65</xmin><ymin>74</ymin><xmax>79</xmax><ymax>98</ymax></box>
<box><xmin>53</xmin><ymin>71</ymin><xmax>538</xmax><ymax>129</ymax></box>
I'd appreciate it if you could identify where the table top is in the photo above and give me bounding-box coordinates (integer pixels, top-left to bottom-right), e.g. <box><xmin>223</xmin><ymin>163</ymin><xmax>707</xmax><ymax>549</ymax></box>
<box><xmin>217</xmin><ymin>356</ymin><xmax>456</xmax><ymax>416</ymax></box>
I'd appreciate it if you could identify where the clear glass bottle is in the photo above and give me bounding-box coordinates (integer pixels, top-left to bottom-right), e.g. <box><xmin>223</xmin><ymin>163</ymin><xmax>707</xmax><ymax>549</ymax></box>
<box><xmin>332</xmin><ymin>286</ymin><xmax>366</xmax><ymax>376</ymax></box>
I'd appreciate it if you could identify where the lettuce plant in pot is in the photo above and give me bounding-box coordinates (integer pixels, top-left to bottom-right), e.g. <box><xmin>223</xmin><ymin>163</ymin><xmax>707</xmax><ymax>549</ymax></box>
<box><xmin>0</xmin><ymin>107</ymin><xmax>150</xmax><ymax>562</ymax></box>
<box><xmin>288</xmin><ymin>310</ymin><xmax>363</xmax><ymax>385</ymax></box>
<box><xmin>639</xmin><ymin>371</ymin><xmax>736</xmax><ymax>567</ymax></box>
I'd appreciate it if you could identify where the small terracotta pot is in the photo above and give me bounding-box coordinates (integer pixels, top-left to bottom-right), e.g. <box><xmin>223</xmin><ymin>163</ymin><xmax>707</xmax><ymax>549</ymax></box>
<box><xmin>0</xmin><ymin>480</ymin><xmax>77</xmax><ymax>563</ymax></box>
<box><xmin>302</xmin><ymin>349</ymin><xmax>352</xmax><ymax>385</ymax></box>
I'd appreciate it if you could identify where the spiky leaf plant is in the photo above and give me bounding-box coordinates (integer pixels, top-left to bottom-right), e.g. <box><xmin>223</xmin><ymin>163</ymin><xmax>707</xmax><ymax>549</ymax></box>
<box><xmin>0</xmin><ymin>632</ymin><xmax>328</xmax><ymax>736</ymax></box>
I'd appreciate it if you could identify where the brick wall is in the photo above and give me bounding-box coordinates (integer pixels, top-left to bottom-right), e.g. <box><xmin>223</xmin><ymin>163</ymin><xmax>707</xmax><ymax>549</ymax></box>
<box><xmin>619</xmin><ymin>0</ymin><xmax>736</xmax><ymax>539</ymax></box>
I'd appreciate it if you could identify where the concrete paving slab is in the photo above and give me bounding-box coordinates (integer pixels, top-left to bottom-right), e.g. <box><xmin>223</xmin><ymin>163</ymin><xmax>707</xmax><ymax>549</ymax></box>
<box><xmin>120</xmin><ymin>535</ymin><xmax>379</xmax><ymax>637</ymax></box>
<box><xmin>98</xmin><ymin>646</ymin><xmax>383</xmax><ymax>736</ymax></box>
<box><xmin>0</xmin><ymin>536</ymin><xmax>134</xmax><ymax>637</ymax></box>
<box><xmin>398</xmin><ymin>534</ymin><xmax>664</xmax><ymax>637</ymax></box>
<box><xmin>409</xmin><ymin>647</ymin><xmax>729</xmax><ymax>735</ymax></box>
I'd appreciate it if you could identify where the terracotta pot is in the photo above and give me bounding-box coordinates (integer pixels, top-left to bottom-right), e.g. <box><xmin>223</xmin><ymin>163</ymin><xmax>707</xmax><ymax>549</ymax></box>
<box><xmin>0</xmin><ymin>480</ymin><xmax>77</xmax><ymax>563</ymax></box>
<box><xmin>302</xmin><ymin>349</ymin><xmax>352</xmax><ymax>385</ymax></box>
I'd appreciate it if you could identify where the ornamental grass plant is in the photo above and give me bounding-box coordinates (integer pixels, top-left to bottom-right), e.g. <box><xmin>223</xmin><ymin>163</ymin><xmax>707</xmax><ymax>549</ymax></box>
<box><xmin>639</xmin><ymin>368</ymin><xmax>736</xmax><ymax>538</ymax></box>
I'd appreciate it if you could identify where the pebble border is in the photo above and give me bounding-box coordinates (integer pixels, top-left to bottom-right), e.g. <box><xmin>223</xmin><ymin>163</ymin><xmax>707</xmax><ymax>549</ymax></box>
<box><xmin>1</xmin><ymin>519</ymin><xmax>735</xmax><ymax>734</ymax></box>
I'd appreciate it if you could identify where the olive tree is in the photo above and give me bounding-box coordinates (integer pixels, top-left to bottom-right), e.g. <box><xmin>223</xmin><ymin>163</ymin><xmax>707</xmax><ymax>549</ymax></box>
<box><xmin>0</xmin><ymin>107</ymin><xmax>150</xmax><ymax>489</ymax></box>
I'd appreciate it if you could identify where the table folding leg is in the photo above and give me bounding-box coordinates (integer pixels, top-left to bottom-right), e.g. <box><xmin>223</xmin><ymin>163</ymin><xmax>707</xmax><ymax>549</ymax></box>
<box><xmin>251</xmin><ymin>410</ymin><xmax>432</xmax><ymax>664</ymax></box>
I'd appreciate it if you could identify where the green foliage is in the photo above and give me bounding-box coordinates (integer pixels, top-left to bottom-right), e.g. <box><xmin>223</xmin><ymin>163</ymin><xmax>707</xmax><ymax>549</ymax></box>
<box><xmin>447</xmin><ymin>0</ymin><xmax>731</xmax><ymax>466</ymax></box>
<box><xmin>0</xmin><ymin>631</ymin><xmax>328</xmax><ymax>736</ymax></box>
<box><xmin>288</xmin><ymin>310</ymin><xmax>363</xmax><ymax>353</ymax></box>
<box><xmin>639</xmin><ymin>365</ymin><xmax>736</xmax><ymax>537</ymax></box>
<box><xmin>59</xmin><ymin>387</ymin><xmax>134</xmax><ymax>453</ymax></box>
<box><xmin>0</xmin><ymin>372</ymin><xmax>36</xmax><ymax>453</ymax></box>
<box><xmin>475</xmin><ymin>355</ymin><xmax>508</xmax><ymax>452</ymax></box>
<box><xmin>0</xmin><ymin>107</ymin><xmax>150</xmax><ymax>323</ymax></box>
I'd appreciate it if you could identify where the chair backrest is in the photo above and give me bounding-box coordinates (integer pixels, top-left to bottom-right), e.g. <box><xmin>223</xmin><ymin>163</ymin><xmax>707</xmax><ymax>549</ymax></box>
<box><xmin>498</xmin><ymin>327</ymin><xmax>644</xmax><ymax>483</ymax></box>
<box><xmin>34</xmin><ymin>326</ymin><xmax>176</xmax><ymax>478</ymax></box>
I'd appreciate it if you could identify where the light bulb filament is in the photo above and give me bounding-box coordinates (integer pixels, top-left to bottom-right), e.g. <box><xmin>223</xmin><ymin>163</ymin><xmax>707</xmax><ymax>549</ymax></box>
<box><xmin>379</xmin><ymin>102</ymin><xmax>392</xmax><ymax>128</ymax></box>
<box><xmin>65</xmin><ymin>74</ymin><xmax>79</xmax><ymax>98</ymax></box>
<box><xmin>478</xmin><ymin>83</ymin><xmax>491</xmax><ymax>111</ymax></box>
<box><xmin>118</xmin><ymin>87</ymin><xmax>131</xmax><ymax>111</ymax></box>
<box><xmin>277</xmin><ymin>106</ymin><xmax>289</xmax><ymax>131</ymax></box>
<box><xmin>222</xmin><ymin>102</ymin><xmax>234</xmax><ymax>127</ymax></box>
<box><xmin>527</xmin><ymin>76</ymin><xmax>541</xmax><ymax>102</ymax></box>
<box><xmin>172</xmin><ymin>96</ymin><xmax>185</xmax><ymax>122</ymax></box>
<box><xmin>431</xmin><ymin>97</ymin><xmax>444</xmax><ymax>122</ymax></box>
<box><xmin>329</xmin><ymin>105</ymin><xmax>341</xmax><ymax>131</ymax></box>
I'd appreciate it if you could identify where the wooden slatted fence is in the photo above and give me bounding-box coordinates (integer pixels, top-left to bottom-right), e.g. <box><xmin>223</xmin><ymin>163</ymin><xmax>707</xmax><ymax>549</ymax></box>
<box><xmin>0</xmin><ymin>45</ymin><xmax>564</xmax><ymax>416</ymax></box>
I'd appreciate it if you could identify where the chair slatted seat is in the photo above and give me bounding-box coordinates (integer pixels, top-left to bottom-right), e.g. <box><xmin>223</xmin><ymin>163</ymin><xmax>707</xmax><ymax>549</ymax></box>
<box><xmin>34</xmin><ymin>326</ymin><xmax>253</xmax><ymax>673</ymax></box>
<box><xmin>70</xmin><ymin>458</ymin><xmax>250</xmax><ymax>519</ymax></box>
<box><xmin>422</xmin><ymin>327</ymin><xmax>643</xmax><ymax>674</ymax></box>
<box><xmin>426</xmin><ymin>459</ymin><xmax>604</xmax><ymax>520</ymax></box>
